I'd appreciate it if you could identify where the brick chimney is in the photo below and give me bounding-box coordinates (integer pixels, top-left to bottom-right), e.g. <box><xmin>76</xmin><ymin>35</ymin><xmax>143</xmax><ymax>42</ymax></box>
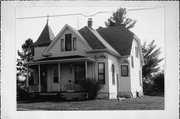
<box><xmin>87</xmin><ymin>18</ymin><xmax>93</xmax><ymax>28</ymax></box>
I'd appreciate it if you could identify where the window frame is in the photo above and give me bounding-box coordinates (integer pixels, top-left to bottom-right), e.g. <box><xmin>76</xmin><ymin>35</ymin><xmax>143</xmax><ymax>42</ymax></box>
<box><xmin>53</xmin><ymin>64</ymin><xmax>59</xmax><ymax>83</ymax></box>
<box><xmin>61</xmin><ymin>39</ymin><xmax>65</xmax><ymax>52</ymax></box>
<box><xmin>131</xmin><ymin>56</ymin><xmax>134</xmax><ymax>68</ymax></box>
<box><xmin>112</xmin><ymin>64</ymin><xmax>115</xmax><ymax>85</ymax></box>
<box><xmin>135</xmin><ymin>46</ymin><xmax>138</xmax><ymax>58</ymax></box>
<box><xmin>121</xmin><ymin>65</ymin><xmax>129</xmax><ymax>77</ymax></box>
<box><xmin>98</xmin><ymin>62</ymin><xmax>105</xmax><ymax>84</ymax></box>
<box><xmin>65</xmin><ymin>34</ymin><xmax>72</xmax><ymax>51</ymax></box>
<box><xmin>73</xmin><ymin>37</ymin><xmax>77</xmax><ymax>51</ymax></box>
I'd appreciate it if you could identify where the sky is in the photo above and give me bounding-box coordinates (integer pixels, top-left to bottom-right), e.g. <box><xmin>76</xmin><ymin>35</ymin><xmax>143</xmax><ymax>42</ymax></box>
<box><xmin>16</xmin><ymin>6</ymin><xmax>164</xmax><ymax>68</ymax></box>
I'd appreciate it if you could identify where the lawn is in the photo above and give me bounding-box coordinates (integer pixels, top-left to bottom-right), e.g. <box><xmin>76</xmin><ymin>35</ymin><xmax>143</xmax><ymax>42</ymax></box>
<box><xmin>17</xmin><ymin>95</ymin><xmax>164</xmax><ymax>110</ymax></box>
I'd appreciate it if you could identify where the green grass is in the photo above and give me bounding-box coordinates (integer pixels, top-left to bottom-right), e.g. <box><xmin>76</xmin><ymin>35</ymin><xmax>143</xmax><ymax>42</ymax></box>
<box><xmin>17</xmin><ymin>96</ymin><xmax>164</xmax><ymax>110</ymax></box>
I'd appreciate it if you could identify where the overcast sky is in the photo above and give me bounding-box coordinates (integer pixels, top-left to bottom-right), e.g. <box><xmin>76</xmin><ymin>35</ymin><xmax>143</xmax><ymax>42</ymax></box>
<box><xmin>16</xmin><ymin>6</ymin><xmax>164</xmax><ymax>67</ymax></box>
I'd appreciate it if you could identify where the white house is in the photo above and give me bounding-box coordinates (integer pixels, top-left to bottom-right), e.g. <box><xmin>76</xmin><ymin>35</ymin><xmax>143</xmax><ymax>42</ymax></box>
<box><xmin>26</xmin><ymin>18</ymin><xmax>144</xmax><ymax>99</ymax></box>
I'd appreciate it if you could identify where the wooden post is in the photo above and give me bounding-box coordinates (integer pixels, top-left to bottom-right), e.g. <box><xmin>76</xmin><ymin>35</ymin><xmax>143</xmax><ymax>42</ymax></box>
<box><xmin>85</xmin><ymin>61</ymin><xmax>87</xmax><ymax>78</ymax></box>
<box><xmin>26</xmin><ymin>66</ymin><xmax>29</xmax><ymax>87</ymax></box>
<box><xmin>58</xmin><ymin>63</ymin><xmax>61</xmax><ymax>92</ymax></box>
<box><xmin>38</xmin><ymin>64</ymin><xmax>41</xmax><ymax>92</ymax></box>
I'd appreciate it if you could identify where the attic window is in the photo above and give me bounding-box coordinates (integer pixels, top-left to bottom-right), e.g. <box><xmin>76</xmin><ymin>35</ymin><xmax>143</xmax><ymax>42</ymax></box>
<box><xmin>65</xmin><ymin>34</ymin><xmax>72</xmax><ymax>51</ymax></box>
<box><xmin>73</xmin><ymin>38</ymin><xmax>77</xmax><ymax>50</ymax></box>
<box><xmin>61</xmin><ymin>39</ymin><xmax>65</xmax><ymax>51</ymax></box>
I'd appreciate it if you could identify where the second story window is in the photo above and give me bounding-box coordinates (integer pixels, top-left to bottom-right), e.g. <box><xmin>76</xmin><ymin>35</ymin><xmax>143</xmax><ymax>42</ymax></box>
<box><xmin>65</xmin><ymin>34</ymin><xmax>72</xmax><ymax>51</ymax></box>
<box><xmin>61</xmin><ymin>39</ymin><xmax>65</xmax><ymax>51</ymax></box>
<box><xmin>73</xmin><ymin>38</ymin><xmax>77</xmax><ymax>50</ymax></box>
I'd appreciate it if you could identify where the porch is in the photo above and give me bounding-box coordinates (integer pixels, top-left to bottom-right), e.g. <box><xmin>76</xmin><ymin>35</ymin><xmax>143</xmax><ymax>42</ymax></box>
<box><xmin>26</xmin><ymin>57</ymin><xmax>96</xmax><ymax>94</ymax></box>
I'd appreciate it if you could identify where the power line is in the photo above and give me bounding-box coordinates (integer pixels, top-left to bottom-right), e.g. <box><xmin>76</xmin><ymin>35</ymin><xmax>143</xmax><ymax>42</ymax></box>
<box><xmin>16</xmin><ymin>7</ymin><xmax>161</xmax><ymax>19</ymax></box>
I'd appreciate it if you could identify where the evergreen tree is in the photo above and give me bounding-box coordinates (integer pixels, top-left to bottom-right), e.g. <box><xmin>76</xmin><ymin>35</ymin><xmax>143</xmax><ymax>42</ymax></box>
<box><xmin>142</xmin><ymin>40</ymin><xmax>163</xmax><ymax>81</ymax></box>
<box><xmin>105</xmin><ymin>7</ymin><xmax>136</xmax><ymax>29</ymax></box>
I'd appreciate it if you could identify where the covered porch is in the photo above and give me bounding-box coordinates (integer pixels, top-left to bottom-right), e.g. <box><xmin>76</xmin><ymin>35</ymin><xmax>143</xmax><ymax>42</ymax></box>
<box><xmin>26</xmin><ymin>56</ymin><xmax>96</xmax><ymax>93</ymax></box>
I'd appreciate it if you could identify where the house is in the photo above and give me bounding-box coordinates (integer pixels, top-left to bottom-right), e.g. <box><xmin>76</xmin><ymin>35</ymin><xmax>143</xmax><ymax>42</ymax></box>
<box><xmin>26</xmin><ymin>18</ymin><xmax>144</xmax><ymax>99</ymax></box>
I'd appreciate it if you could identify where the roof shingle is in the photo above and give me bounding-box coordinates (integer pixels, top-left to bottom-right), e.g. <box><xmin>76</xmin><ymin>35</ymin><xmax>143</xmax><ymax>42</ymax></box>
<box><xmin>78</xmin><ymin>26</ymin><xmax>106</xmax><ymax>49</ymax></box>
<box><xmin>34</xmin><ymin>22</ymin><xmax>55</xmax><ymax>47</ymax></box>
<box><xmin>97</xmin><ymin>26</ymin><xmax>134</xmax><ymax>56</ymax></box>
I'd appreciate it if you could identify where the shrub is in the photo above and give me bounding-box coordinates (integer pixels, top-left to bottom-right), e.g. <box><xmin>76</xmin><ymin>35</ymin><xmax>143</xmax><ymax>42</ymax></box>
<box><xmin>79</xmin><ymin>78</ymin><xmax>101</xmax><ymax>100</ymax></box>
<box><xmin>143</xmin><ymin>72</ymin><xmax>164</xmax><ymax>95</ymax></box>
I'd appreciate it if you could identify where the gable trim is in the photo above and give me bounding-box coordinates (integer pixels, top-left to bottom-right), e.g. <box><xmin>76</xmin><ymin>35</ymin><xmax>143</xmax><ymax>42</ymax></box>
<box><xmin>43</xmin><ymin>24</ymin><xmax>92</xmax><ymax>55</ymax></box>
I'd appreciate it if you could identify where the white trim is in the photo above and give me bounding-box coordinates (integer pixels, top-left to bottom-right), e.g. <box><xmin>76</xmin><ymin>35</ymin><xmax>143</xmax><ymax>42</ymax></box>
<box><xmin>85</xmin><ymin>61</ymin><xmax>87</xmax><ymax>78</ymax></box>
<box><xmin>26</xmin><ymin>57</ymin><xmax>96</xmax><ymax>66</ymax></box>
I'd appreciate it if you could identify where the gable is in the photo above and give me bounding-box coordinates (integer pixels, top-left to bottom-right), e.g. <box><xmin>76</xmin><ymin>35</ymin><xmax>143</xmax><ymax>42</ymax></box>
<box><xmin>43</xmin><ymin>25</ymin><xmax>91</xmax><ymax>56</ymax></box>
<box><xmin>97</xmin><ymin>26</ymin><xmax>134</xmax><ymax>56</ymax></box>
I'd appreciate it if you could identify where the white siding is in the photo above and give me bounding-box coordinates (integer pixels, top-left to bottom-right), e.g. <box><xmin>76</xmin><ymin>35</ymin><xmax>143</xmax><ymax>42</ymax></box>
<box><xmin>46</xmin><ymin>28</ymin><xmax>89</xmax><ymax>57</ymax></box>
<box><xmin>34</xmin><ymin>47</ymin><xmax>47</xmax><ymax>60</ymax></box>
<box><xmin>107</xmin><ymin>54</ymin><xmax>119</xmax><ymax>99</ymax></box>
<box><xmin>129</xmin><ymin>39</ymin><xmax>143</xmax><ymax>97</ymax></box>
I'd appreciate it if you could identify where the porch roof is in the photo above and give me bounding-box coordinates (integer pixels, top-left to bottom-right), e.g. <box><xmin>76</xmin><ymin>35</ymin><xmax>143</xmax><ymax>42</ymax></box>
<box><xmin>25</xmin><ymin>55</ymin><xmax>95</xmax><ymax>66</ymax></box>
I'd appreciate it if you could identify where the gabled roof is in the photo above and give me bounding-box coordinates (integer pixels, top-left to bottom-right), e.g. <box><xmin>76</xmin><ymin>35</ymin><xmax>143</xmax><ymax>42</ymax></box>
<box><xmin>34</xmin><ymin>22</ymin><xmax>55</xmax><ymax>47</ymax></box>
<box><xmin>97</xmin><ymin>26</ymin><xmax>134</xmax><ymax>56</ymax></box>
<box><xmin>78</xmin><ymin>26</ymin><xmax>106</xmax><ymax>49</ymax></box>
<box><xmin>43</xmin><ymin>24</ymin><xmax>91</xmax><ymax>55</ymax></box>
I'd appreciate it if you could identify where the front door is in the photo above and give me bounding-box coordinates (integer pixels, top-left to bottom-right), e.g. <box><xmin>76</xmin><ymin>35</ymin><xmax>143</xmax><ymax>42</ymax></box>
<box><xmin>40</xmin><ymin>65</ymin><xmax>47</xmax><ymax>92</ymax></box>
<box><xmin>74</xmin><ymin>64</ymin><xmax>85</xmax><ymax>84</ymax></box>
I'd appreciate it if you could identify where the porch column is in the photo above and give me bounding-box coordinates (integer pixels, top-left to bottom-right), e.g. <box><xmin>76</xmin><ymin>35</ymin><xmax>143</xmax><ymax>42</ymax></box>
<box><xmin>58</xmin><ymin>63</ymin><xmax>60</xmax><ymax>92</ymax></box>
<box><xmin>85</xmin><ymin>61</ymin><xmax>87</xmax><ymax>78</ymax></box>
<box><xmin>38</xmin><ymin>64</ymin><xmax>41</xmax><ymax>92</ymax></box>
<box><xmin>26</xmin><ymin>66</ymin><xmax>29</xmax><ymax>87</ymax></box>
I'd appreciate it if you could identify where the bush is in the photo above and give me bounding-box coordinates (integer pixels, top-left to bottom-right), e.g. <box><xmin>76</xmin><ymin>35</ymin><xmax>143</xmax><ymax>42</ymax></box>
<box><xmin>79</xmin><ymin>78</ymin><xmax>101</xmax><ymax>100</ymax></box>
<box><xmin>143</xmin><ymin>72</ymin><xmax>164</xmax><ymax>95</ymax></box>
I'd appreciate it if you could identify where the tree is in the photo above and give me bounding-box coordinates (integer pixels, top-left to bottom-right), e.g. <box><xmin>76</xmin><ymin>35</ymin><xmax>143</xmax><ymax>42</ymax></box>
<box><xmin>142</xmin><ymin>40</ymin><xmax>163</xmax><ymax>81</ymax></box>
<box><xmin>17</xmin><ymin>38</ymin><xmax>34</xmax><ymax>82</ymax></box>
<box><xmin>105</xmin><ymin>7</ymin><xmax>136</xmax><ymax>29</ymax></box>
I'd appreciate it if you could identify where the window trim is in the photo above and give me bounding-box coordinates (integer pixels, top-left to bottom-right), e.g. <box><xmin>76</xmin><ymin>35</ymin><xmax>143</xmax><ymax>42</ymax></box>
<box><xmin>61</xmin><ymin>39</ymin><xmax>65</xmax><ymax>51</ymax></box>
<box><xmin>73</xmin><ymin>37</ymin><xmax>77</xmax><ymax>50</ymax></box>
<box><xmin>131</xmin><ymin>56</ymin><xmax>134</xmax><ymax>68</ymax></box>
<box><xmin>112</xmin><ymin>64</ymin><xmax>115</xmax><ymax>85</ymax></box>
<box><xmin>65</xmin><ymin>34</ymin><xmax>72</xmax><ymax>51</ymax></box>
<box><xmin>135</xmin><ymin>46</ymin><xmax>138</xmax><ymax>58</ymax></box>
<box><xmin>53</xmin><ymin>64</ymin><xmax>59</xmax><ymax>83</ymax></box>
<box><xmin>121</xmin><ymin>65</ymin><xmax>129</xmax><ymax>77</ymax></box>
<box><xmin>98</xmin><ymin>62</ymin><xmax>105</xmax><ymax>84</ymax></box>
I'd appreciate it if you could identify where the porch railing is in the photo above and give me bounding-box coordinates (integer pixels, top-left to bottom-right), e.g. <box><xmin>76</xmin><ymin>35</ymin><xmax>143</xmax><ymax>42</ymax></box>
<box><xmin>63</xmin><ymin>83</ymin><xmax>84</xmax><ymax>92</ymax></box>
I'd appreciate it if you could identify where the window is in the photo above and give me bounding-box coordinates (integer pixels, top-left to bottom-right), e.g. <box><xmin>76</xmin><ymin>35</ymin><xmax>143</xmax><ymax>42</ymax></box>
<box><xmin>53</xmin><ymin>64</ymin><xmax>58</xmax><ymax>83</ymax></box>
<box><xmin>139</xmin><ymin>70</ymin><xmax>142</xmax><ymax>85</ymax></box>
<box><xmin>65</xmin><ymin>34</ymin><xmax>72</xmax><ymax>51</ymax></box>
<box><xmin>135</xmin><ymin>46</ymin><xmax>138</xmax><ymax>58</ymax></box>
<box><xmin>112</xmin><ymin>64</ymin><xmax>115</xmax><ymax>85</ymax></box>
<box><xmin>98</xmin><ymin>62</ymin><xmax>105</xmax><ymax>84</ymax></box>
<box><xmin>121</xmin><ymin>65</ymin><xmax>129</xmax><ymax>77</ymax></box>
<box><xmin>29</xmin><ymin>69</ymin><xmax>35</xmax><ymax>85</ymax></box>
<box><xmin>74</xmin><ymin>64</ymin><xmax>85</xmax><ymax>84</ymax></box>
<box><xmin>61</xmin><ymin>39</ymin><xmax>65</xmax><ymax>51</ymax></box>
<box><xmin>131</xmin><ymin>56</ymin><xmax>134</xmax><ymax>68</ymax></box>
<box><xmin>73</xmin><ymin>38</ymin><xmax>77</xmax><ymax>50</ymax></box>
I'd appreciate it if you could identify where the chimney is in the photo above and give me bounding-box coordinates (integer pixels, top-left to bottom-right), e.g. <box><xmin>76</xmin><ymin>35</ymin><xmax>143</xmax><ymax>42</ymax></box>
<box><xmin>87</xmin><ymin>18</ymin><xmax>93</xmax><ymax>28</ymax></box>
